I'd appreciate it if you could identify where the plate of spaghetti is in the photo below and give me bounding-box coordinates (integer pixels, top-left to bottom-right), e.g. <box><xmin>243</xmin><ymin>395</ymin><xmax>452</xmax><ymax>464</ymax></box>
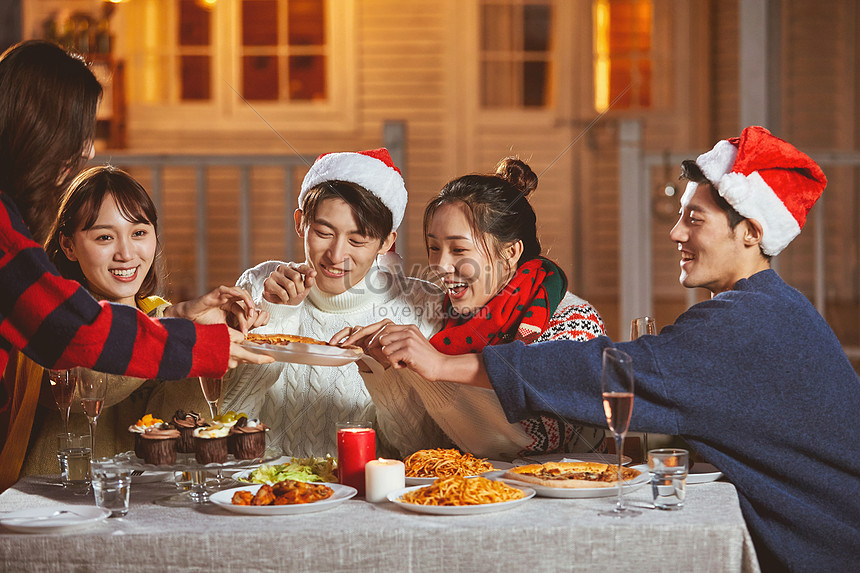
<box><xmin>403</xmin><ymin>448</ymin><xmax>507</xmax><ymax>485</ymax></box>
<box><xmin>387</xmin><ymin>476</ymin><xmax>535</xmax><ymax>515</ymax></box>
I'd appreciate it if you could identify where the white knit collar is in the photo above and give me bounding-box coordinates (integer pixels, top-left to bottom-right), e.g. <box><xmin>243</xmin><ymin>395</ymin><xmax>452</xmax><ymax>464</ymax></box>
<box><xmin>307</xmin><ymin>266</ymin><xmax>393</xmax><ymax>314</ymax></box>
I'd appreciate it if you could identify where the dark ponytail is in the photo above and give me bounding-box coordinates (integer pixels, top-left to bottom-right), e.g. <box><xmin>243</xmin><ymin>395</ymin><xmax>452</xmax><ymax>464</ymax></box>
<box><xmin>424</xmin><ymin>157</ymin><xmax>541</xmax><ymax>265</ymax></box>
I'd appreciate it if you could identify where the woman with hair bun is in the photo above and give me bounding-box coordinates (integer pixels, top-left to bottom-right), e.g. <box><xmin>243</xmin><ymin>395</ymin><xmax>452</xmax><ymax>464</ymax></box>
<box><xmin>338</xmin><ymin>157</ymin><xmax>607</xmax><ymax>460</ymax></box>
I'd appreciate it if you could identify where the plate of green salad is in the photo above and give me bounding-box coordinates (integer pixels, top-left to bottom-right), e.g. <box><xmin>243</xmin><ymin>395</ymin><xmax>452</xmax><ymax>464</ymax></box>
<box><xmin>233</xmin><ymin>455</ymin><xmax>338</xmax><ymax>484</ymax></box>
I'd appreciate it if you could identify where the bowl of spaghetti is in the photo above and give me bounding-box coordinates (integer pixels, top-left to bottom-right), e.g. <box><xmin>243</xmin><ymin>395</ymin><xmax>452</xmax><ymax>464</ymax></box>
<box><xmin>403</xmin><ymin>448</ymin><xmax>497</xmax><ymax>485</ymax></box>
<box><xmin>387</xmin><ymin>476</ymin><xmax>535</xmax><ymax>515</ymax></box>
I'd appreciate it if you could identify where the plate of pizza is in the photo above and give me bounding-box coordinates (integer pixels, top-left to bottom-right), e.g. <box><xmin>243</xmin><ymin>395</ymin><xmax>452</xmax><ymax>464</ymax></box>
<box><xmin>241</xmin><ymin>333</ymin><xmax>363</xmax><ymax>367</ymax></box>
<box><xmin>490</xmin><ymin>462</ymin><xmax>649</xmax><ymax>499</ymax></box>
<box><xmin>210</xmin><ymin>481</ymin><xmax>357</xmax><ymax>515</ymax></box>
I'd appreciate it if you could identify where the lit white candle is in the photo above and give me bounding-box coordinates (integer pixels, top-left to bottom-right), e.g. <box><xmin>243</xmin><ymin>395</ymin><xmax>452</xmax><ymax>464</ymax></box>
<box><xmin>364</xmin><ymin>458</ymin><xmax>405</xmax><ymax>503</ymax></box>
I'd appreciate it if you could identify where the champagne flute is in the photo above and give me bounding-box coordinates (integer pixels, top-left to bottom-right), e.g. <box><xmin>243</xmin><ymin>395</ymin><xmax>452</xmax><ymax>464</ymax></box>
<box><xmin>630</xmin><ymin>316</ymin><xmax>656</xmax><ymax>340</ymax></box>
<box><xmin>77</xmin><ymin>369</ymin><xmax>108</xmax><ymax>458</ymax></box>
<box><xmin>48</xmin><ymin>368</ymin><xmax>77</xmax><ymax>435</ymax></box>
<box><xmin>630</xmin><ymin>316</ymin><xmax>656</xmax><ymax>457</ymax></box>
<box><xmin>198</xmin><ymin>376</ymin><xmax>222</xmax><ymax>420</ymax></box>
<box><xmin>198</xmin><ymin>377</ymin><xmax>226</xmax><ymax>486</ymax></box>
<box><xmin>598</xmin><ymin>347</ymin><xmax>640</xmax><ymax>517</ymax></box>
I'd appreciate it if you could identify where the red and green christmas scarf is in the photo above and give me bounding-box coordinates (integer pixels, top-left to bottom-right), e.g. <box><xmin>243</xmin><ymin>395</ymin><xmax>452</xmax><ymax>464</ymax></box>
<box><xmin>429</xmin><ymin>257</ymin><xmax>568</xmax><ymax>355</ymax></box>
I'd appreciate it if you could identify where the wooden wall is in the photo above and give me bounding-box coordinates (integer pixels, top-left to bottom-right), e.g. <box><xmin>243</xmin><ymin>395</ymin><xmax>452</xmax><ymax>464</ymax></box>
<box><xmin>18</xmin><ymin>0</ymin><xmax>860</xmax><ymax>358</ymax></box>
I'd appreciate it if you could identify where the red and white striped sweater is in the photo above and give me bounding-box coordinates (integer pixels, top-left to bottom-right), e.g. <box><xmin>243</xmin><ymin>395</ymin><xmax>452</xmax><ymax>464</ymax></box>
<box><xmin>0</xmin><ymin>191</ymin><xmax>229</xmax><ymax>462</ymax></box>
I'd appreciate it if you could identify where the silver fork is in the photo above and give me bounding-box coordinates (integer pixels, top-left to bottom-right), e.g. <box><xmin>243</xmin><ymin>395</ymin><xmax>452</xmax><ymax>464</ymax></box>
<box><xmin>129</xmin><ymin>470</ymin><xmax>144</xmax><ymax>477</ymax></box>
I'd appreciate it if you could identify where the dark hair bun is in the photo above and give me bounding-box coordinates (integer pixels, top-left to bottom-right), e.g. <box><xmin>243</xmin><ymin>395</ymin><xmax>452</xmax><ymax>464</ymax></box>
<box><xmin>495</xmin><ymin>157</ymin><xmax>538</xmax><ymax>197</ymax></box>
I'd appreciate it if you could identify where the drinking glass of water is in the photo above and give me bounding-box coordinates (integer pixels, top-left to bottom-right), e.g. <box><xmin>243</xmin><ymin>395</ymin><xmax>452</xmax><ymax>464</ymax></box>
<box><xmin>57</xmin><ymin>433</ymin><xmax>91</xmax><ymax>492</ymax></box>
<box><xmin>91</xmin><ymin>458</ymin><xmax>131</xmax><ymax>517</ymax></box>
<box><xmin>648</xmin><ymin>448</ymin><xmax>688</xmax><ymax>510</ymax></box>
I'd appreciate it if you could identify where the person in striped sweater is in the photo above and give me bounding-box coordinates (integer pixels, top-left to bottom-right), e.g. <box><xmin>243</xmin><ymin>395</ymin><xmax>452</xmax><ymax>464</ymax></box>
<box><xmin>338</xmin><ymin>157</ymin><xmax>607</xmax><ymax>460</ymax></box>
<box><xmin>0</xmin><ymin>41</ymin><xmax>272</xmax><ymax>490</ymax></box>
<box><xmin>21</xmin><ymin>166</ymin><xmax>269</xmax><ymax>474</ymax></box>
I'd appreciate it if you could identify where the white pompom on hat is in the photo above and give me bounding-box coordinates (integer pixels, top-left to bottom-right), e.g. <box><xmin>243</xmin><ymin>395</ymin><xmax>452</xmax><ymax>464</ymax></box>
<box><xmin>680</xmin><ymin>126</ymin><xmax>827</xmax><ymax>256</ymax></box>
<box><xmin>299</xmin><ymin>148</ymin><xmax>407</xmax><ymax>231</ymax></box>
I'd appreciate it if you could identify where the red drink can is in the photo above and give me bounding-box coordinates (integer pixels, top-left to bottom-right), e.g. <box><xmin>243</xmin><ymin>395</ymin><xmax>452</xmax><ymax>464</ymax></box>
<box><xmin>336</xmin><ymin>422</ymin><xmax>376</xmax><ymax>495</ymax></box>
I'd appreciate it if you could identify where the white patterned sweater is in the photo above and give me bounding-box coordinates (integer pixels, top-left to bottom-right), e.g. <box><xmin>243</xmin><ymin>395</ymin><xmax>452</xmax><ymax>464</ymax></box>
<box><xmin>221</xmin><ymin>261</ymin><xmax>444</xmax><ymax>458</ymax></box>
<box><xmin>361</xmin><ymin>292</ymin><xmax>608</xmax><ymax>460</ymax></box>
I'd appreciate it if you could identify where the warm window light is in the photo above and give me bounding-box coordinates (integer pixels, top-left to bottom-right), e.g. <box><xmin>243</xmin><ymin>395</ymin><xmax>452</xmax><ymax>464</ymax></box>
<box><xmin>593</xmin><ymin>0</ymin><xmax>653</xmax><ymax>112</ymax></box>
<box><xmin>593</xmin><ymin>0</ymin><xmax>610</xmax><ymax>112</ymax></box>
<box><xmin>197</xmin><ymin>0</ymin><xmax>218</xmax><ymax>8</ymax></box>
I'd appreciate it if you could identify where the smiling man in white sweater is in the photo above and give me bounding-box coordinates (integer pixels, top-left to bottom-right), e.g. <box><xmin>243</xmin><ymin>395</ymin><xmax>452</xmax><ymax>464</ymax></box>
<box><xmin>222</xmin><ymin>149</ymin><xmax>445</xmax><ymax>458</ymax></box>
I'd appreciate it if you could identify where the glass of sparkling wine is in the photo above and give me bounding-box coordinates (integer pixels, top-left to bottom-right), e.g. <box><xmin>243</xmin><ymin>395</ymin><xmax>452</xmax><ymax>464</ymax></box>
<box><xmin>598</xmin><ymin>347</ymin><xmax>640</xmax><ymax>517</ymax></box>
<box><xmin>198</xmin><ymin>377</ymin><xmax>222</xmax><ymax>420</ymax></box>
<box><xmin>198</xmin><ymin>377</ymin><xmax>225</xmax><ymax>486</ymax></box>
<box><xmin>48</xmin><ymin>368</ymin><xmax>77</xmax><ymax>435</ymax></box>
<box><xmin>630</xmin><ymin>317</ymin><xmax>656</xmax><ymax>456</ymax></box>
<box><xmin>77</xmin><ymin>369</ymin><xmax>108</xmax><ymax>458</ymax></box>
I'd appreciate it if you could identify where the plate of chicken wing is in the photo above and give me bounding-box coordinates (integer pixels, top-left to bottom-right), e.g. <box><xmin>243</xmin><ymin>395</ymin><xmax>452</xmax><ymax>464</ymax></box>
<box><xmin>209</xmin><ymin>480</ymin><xmax>357</xmax><ymax>515</ymax></box>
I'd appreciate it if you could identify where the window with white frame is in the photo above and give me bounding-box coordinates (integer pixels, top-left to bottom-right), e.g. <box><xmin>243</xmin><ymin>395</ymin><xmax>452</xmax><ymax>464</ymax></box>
<box><xmin>123</xmin><ymin>0</ymin><xmax>347</xmax><ymax>126</ymax></box>
<box><xmin>239</xmin><ymin>0</ymin><xmax>326</xmax><ymax>101</ymax></box>
<box><xmin>479</xmin><ymin>0</ymin><xmax>555</xmax><ymax>109</ymax></box>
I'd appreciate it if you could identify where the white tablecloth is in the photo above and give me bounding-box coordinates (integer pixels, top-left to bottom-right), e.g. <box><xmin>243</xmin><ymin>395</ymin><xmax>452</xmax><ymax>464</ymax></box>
<box><xmin>0</xmin><ymin>475</ymin><xmax>759</xmax><ymax>572</ymax></box>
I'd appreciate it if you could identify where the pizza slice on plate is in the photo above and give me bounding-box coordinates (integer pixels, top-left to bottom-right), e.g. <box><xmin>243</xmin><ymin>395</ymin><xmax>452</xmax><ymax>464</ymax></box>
<box><xmin>245</xmin><ymin>333</ymin><xmax>328</xmax><ymax>346</ymax></box>
<box><xmin>502</xmin><ymin>461</ymin><xmax>641</xmax><ymax>489</ymax></box>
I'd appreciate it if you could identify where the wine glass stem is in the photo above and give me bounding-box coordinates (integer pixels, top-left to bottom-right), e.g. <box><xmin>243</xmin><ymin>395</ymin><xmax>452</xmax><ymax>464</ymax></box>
<box><xmin>60</xmin><ymin>408</ymin><xmax>70</xmax><ymax>435</ymax></box>
<box><xmin>205</xmin><ymin>401</ymin><xmax>224</xmax><ymax>483</ymax></box>
<box><xmin>615</xmin><ymin>434</ymin><xmax>625</xmax><ymax>510</ymax></box>
<box><xmin>88</xmin><ymin>417</ymin><xmax>98</xmax><ymax>478</ymax></box>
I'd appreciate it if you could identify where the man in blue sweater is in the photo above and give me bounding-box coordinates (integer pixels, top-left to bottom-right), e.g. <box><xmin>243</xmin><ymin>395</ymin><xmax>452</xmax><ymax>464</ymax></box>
<box><xmin>370</xmin><ymin>126</ymin><xmax>860</xmax><ymax>572</ymax></box>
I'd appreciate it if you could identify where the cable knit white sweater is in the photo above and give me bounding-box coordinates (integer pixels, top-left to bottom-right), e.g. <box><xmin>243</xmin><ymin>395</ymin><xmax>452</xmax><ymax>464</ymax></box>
<box><xmin>222</xmin><ymin>261</ymin><xmax>445</xmax><ymax>458</ymax></box>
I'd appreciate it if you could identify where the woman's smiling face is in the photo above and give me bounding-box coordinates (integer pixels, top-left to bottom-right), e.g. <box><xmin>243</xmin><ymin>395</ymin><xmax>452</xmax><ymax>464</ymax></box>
<box><xmin>426</xmin><ymin>201</ymin><xmax>514</xmax><ymax>315</ymax></box>
<box><xmin>60</xmin><ymin>193</ymin><xmax>157</xmax><ymax>305</ymax></box>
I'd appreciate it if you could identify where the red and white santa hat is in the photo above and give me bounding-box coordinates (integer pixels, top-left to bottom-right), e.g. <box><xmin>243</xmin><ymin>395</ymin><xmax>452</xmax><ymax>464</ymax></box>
<box><xmin>299</xmin><ymin>147</ymin><xmax>407</xmax><ymax>231</ymax></box>
<box><xmin>680</xmin><ymin>126</ymin><xmax>827</xmax><ymax>256</ymax></box>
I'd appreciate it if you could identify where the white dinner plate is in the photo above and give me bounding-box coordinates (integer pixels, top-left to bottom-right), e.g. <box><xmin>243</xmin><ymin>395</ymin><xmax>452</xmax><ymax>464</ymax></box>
<box><xmin>0</xmin><ymin>506</ymin><xmax>110</xmax><ymax>534</ymax></box>
<box><xmin>387</xmin><ymin>483</ymin><xmax>535</xmax><ymax>515</ymax></box>
<box><xmin>131</xmin><ymin>471</ymin><xmax>172</xmax><ymax>484</ymax></box>
<box><xmin>687</xmin><ymin>463</ymin><xmax>723</xmax><ymax>484</ymax></box>
<box><xmin>209</xmin><ymin>483</ymin><xmax>356</xmax><ymax>515</ymax></box>
<box><xmin>241</xmin><ymin>340</ymin><xmax>362</xmax><ymax>367</ymax></box>
<box><xmin>512</xmin><ymin>453</ymin><xmax>632</xmax><ymax>466</ymax></box>
<box><xmin>486</xmin><ymin>463</ymin><xmax>650</xmax><ymax>499</ymax></box>
<box><xmin>404</xmin><ymin>461</ymin><xmax>515</xmax><ymax>486</ymax></box>
<box><xmin>227</xmin><ymin>456</ymin><xmax>290</xmax><ymax>481</ymax></box>
<box><xmin>232</xmin><ymin>467</ymin><xmax>332</xmax><ymax>484</ymax></box>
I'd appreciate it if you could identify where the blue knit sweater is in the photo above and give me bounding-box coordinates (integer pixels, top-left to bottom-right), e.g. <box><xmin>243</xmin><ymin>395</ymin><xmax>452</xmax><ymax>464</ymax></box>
<box><xmin>484</xmin><ymin>270</ymin><xmax>860</xmax><ymax>573</ymax></box>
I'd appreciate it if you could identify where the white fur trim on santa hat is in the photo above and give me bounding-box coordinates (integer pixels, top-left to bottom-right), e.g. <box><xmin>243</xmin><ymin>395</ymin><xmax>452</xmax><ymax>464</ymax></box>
<box><xmin>679</xmin><ymin>139</ymin><xmax>738</xmax><ymax>209</ymax></box>
<box><xmin>299</xmin><ymin>152</ymin><xmax>407</xmax><ymax>231</ymax></box>
<box><xmin>697</xmin><ymin>140</ymin><xmax>738</xmax><ymax>184</ymax></box>
<box><xmin>680</xmin><ymin>172</ymin><xmax>800</xmax><ymax>256</ymax></box>
<box><xmin>716</xmin><ymin>171</ymin><xmax>800</xmax><ymax>256</ymax></box>
<box><xmin>679</xmin><ymin>180</ymin><xmax>699</xmax><ymax>209</ymax></box>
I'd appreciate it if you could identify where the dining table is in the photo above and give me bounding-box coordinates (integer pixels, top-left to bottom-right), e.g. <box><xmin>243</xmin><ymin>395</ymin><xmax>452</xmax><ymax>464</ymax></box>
<box><xmin>0</xmin><ymin>472</ymin><xmax>759</xmax><ymax>572</ymax></box>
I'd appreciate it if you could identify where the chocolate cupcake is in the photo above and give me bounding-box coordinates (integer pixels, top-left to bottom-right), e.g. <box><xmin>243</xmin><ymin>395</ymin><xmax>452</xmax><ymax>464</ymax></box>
<box><xmin>172</xmin><ymin>410</ymin><xmax>206</xmax><ymax>453</ymax></box>
<box><xmin>193</xmin><ymin>424</ymin><xmax>230</xmax><ymax>464</ymax></box>
<box><xmin>229</xmin><ymin>417</ymin><xmax>269</xmax><ymax>460</ymax></box>
<box><xmin>129</xmin><ymin>414</ymin><xmax>169</xmax><ymax>459</ymax></box>
<box><xmin>139</xmin><ymin>427</ymin><xmax>180</xmax><ymax>465</ymax></box>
